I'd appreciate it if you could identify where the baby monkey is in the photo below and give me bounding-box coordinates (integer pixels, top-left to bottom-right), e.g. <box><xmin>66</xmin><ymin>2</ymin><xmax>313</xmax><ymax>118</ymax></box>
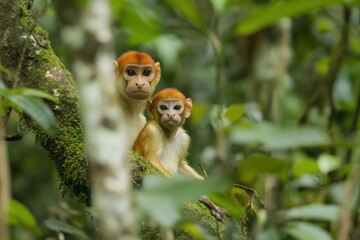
<box><xmin>133</xmin><ymin>88</ymin><xmax>203</xmax><ymax>180</ymax></box>
<box><xmin>133</xmin><ymin>88</ymin><xmax>226</xmax><ymax>221</ymax></box>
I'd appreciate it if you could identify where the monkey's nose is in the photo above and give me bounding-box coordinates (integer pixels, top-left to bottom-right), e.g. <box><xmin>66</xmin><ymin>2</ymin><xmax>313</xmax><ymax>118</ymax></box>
<box><xmin>136</xmin><ymin>82</ymin><xmax>145</xmax><ymax>88</ymax></box>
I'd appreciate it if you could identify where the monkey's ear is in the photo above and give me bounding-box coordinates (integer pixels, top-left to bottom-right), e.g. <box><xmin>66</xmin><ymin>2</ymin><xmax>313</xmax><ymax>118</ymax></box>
<box><xmin>113</xmin><ymin>60</ymin><xmax>119</xmax><ymax>73</ymax></box>
<box><xmin>154</xmin><ymin>62</ymin><xmax>161</xmax><ymax>83</ymax></box>
<box><xmin>185</xmin><ymin>98</ymin><xmax>192</xmax><ymax>118</ymax></box>
<box><xmin>147</xmin><ymin>99</ymin><xmax>154</xmax><ymax>118</ymax></box>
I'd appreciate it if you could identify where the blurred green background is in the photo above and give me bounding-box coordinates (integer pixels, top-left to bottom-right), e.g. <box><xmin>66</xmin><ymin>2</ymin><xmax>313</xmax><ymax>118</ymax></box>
<box><xmin>6</xmin><ymin>0</ymin><xmax>360</xmax><ymax>239</ymax></box>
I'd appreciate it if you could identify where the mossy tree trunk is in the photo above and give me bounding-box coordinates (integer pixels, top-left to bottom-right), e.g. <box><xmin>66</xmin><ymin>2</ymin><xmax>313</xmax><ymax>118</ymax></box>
<box><xmin>0</xmin><ymin>0</ymin><xmax>89</xmax><ymax>203</ymax></box>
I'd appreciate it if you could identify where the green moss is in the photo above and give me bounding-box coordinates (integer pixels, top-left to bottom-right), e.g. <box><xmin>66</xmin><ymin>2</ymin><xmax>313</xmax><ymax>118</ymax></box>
<box><xmin>14</xmin><ymin>2</ymin><xmax>89</xmax><ymax>204</ymax></box>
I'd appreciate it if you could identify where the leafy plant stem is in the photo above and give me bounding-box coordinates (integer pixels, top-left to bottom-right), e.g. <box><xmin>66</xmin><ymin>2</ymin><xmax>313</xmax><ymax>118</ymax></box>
<box><xmin>207</xmin><ymin>29</ymin><xmax>227</xmax><ymax>165</ymax></box>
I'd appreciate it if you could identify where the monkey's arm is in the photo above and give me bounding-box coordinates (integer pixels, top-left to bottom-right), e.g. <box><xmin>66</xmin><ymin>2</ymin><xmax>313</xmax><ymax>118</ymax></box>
<box><xmin>178</xmin><ymin>161</ymin><xmax>204</xmax><ymax>180</ymax></box>
<box><xmin>133</xmin><ymin>121</ymin><xmax>171</xmax><ymax>177</ymax></box>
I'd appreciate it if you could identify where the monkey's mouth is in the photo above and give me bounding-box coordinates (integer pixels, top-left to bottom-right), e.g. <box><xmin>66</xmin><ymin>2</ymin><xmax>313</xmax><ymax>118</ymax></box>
<box><xmin>127</xmin><ymin>91</ymin><xmax>149</xmax><ymax>99</ymax></box>
<box><xmin>164</xmin><ymin>119</ymin><xmax>181</xmax><ymax>126</ymax></box>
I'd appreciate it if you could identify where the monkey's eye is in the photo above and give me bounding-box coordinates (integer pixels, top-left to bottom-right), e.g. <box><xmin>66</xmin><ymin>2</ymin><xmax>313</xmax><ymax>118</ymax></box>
<box><xmin>143</xmin><ymin>69</ymin><xmax>151</xmax><ymax>76</ymax></box>
<box><xmin>127</xmin><ymin>68</ymin><xmax>136</xmax><ymax>76</ymax></box>
<box><xmin>160</xmin><ymin>105</ymin><xmax>168</xmax><ymax>110</ymax></box>
<box><xmin>174</xmin><ymin>105</ymin><xmax>182</xmax><ymax>110</ymax></box>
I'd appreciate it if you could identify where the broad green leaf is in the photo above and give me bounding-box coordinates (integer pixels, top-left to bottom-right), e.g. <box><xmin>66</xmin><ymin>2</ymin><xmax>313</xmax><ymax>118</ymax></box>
<box><xmin>141</xmin><ymin>174</ymin><xmax>231</xmax><ymax>205</ymax></box>
<box><xmin>210</xmin><ymin>0</ymin><xmax>230</xmax><ymax>14</ymax></box>
<box><xmin>292</xmin><ymin>158</ymin><xmax>320</xmax><ymax>178</ymax></box>
<box><xmin>110</xmin><ymin>0</ymin><xmax>124</xmax><ymax>18</ymax></box>
<box><xmin>209</xmin><ymin>188</ymin><xmax>247</xmax><ymax>218</ymax></box>
<box><xmin>290</xmin><ymin>174</ymin><xmax>322</xmax><ymax>189</ymax></box>
<box><xmin>122</xmin><ymin>1</ymin><xmax>161</xmax><ymax>45</ymax></box>
<box><xmin>257</xmin><ymin>227</ymin><xmax>281</xmax><ymax>240</ymax></box>
<box><xmin>284</xmin><ymin>204</ymin><xmax>339</xmax><ymax>222</ymax></box>
<box><xmin>317</xmin><ymin>153</ymin><xmax>340</xmax><ymax>174</ymax></box>
<box><xmin>163</xmin><ymin>0</ymin><xmax>204</xmax><ymax>29</ymax></box>
<box><xmin>225</xmin><ymin>104</ymin><xmax>245</xmax><ymax>123</ymax></box>
<box><xmin>230</xmin><ymin>122</ymin><xmax>330</xmax><ymax>150</ymax></box>
<box><xmin>236</xmin><ymin>156</ymin><xmax>291</xmax><ymax>182</ymax></box>
<box><xmin>8</xmin><ymin>199</ymin><xmax>41</xmax><ymax>235</ymax></box>
<box><xmin>7</xmin><ymin>95</ymin><xmax>57</xmax><ymax>135</ymax></box>
<box><xmin>136</xmin><ymin>174</ymin><xmax>231</xmax><ymax>227</ymax></box>
<box><xmin>151</xmin><ymin>34</ymin><xmax>183</xmax><ymax>69</ymax></box>
<box><xmin>8</xmin><ymin>88</ymin><xmax>58</xmax><ymax>102</ymax></box>
<box><xmin>136</xmin><ymin>191</ymin><xmax>180</xmax><ymax>227</ymax></box>
<box><xmin>45</xmin><ymin>219</ymin><xmax>90</xmax><ymax>240</ymax></box>
<box><xmin>235</xmin><ymin>0</ymin><xmax>348</xmax><ymax>35</ymax></box>
<box><xmin>315</xmin><ymin>17</ymin><xmax>334</xmax><ymax>33</ymax></box>
<box><xmin>283</xmin><ymin>221</ymin><xmax>332</xmax><ymax>240</ymax></box>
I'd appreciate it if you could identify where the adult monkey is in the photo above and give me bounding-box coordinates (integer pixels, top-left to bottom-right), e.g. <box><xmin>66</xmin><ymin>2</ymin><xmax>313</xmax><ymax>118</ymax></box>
<box><xmin>114</xmin><ymin>51</ymin><xmax>161</xmax><ymax>146</ymax></box>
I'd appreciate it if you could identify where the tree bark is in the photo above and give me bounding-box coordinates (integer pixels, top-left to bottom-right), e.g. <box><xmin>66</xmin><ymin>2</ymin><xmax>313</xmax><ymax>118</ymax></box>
<box><xmin>0</xmin><ymin>0</ymin><xmax>89</xmax><ymax>203</ymax></box>
<box><xmin>60</xmin><ymin>0</ymin><xmax>138</xmax><ymax>238</ymax></box>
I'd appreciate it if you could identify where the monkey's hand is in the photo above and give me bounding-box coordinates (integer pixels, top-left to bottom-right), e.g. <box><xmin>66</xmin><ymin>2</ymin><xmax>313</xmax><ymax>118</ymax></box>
<box><xmin>199</xmin><ymin>195</ymin><xmax>227</xmax><ymax>221</ymax></box>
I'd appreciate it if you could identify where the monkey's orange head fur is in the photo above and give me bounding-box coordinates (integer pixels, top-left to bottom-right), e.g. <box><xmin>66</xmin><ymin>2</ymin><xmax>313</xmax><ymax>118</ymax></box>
<box><xmin>116</xmin><ymin>51</ymin><xmax>156</xmax><ymax>70</ymax></box>
<box><xmin>148</xmin><ymin>88</ymin><xmax>192</xmax><ymax>121</ymax></box>
<box><xmin>152</xmin><ymin>88</ymin><xmax>187</xmax><ymax>104</ymax></box>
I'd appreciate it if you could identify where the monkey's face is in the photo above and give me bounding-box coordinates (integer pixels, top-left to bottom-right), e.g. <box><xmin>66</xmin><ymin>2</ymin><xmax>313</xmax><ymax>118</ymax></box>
<box><xmin>157</xmin><ymin>99</ymin><xmax>185</xmax><ymax>129</ymax></box>
<box><xmin>121</xmin><ymin>63</ymin><xmax>160</xmax><ymax>99</ymax></box>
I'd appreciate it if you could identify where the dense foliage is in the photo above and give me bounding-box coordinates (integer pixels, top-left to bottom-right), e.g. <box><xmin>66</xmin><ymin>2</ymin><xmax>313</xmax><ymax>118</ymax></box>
<box><xmin>3</xmin><ymin>0</ymin><xmax>360</xmax><ymax>239</ymax></box>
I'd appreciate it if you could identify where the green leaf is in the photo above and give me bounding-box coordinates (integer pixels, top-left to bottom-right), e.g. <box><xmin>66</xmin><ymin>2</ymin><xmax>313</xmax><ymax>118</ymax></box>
<box><xmin>163</xmin><ymin>0</ymin><xmax>204</xmax><ymax>29</ymax></box>
<box><xmin>0</xmin><ymin>64</ymin><xmax>10</xmax><ymax>75</ymax></box>
<box><xmin>225</xmin><ymin>104</ymin><xmax>245</xmax><ymax>123</ymax></box>
<box><xmin>7</xmin><ymin>95</ymin><xmax>57</xmax><ymax>135</ymax></box>
<box><xmin>136</xmin><ymin>174</ymin><xmax>231</xmax><ymax>227</ymax></box>
<box><xmin>210</xmin><ymin>188</ymin><xmax>247</xmax><ymax>218</ymax></box>
<box><xmin>210</xmin><ymin>0</ymin><xmax>230</xmax><ymax>14</ymax></box>
<box><xmin>8</xmin><ymin>88</ymin><xmax>58</xmax><ymax>102</ymax></box>
<box><xmin>236</xmin><ymin>156</ymin><xmax>291</xmax><ymax>182</ymax></box>
<box><xmin>285</xmin><ymin>204</ymin><xmax>339</xmax><ymax>222</ymax></box>
<box><xmin>317</xmin><ymin>153</ymin><xmax>340</xmax><ymax>174</ymax></box>
<box><xmin>290</xmin><ymin>175</ymin><xmax>322</xmax><ymax>189</ymax></box>
<box><xmin>315</xmin><ymin>56</ymin><xmax>330</xmax><ymax>75</ymax></box>
<box><xmin>235</xmin><ymin>0</ymin><xmax>347</xmax><ymax>36</ymax></box>
<box><xmin>230</xmin><ymin>122</ymin><xmax>330</xmax><ymax>150</ymax></box>
<box><xmin>292</xmin><ymin>158</ymin><xmax>320</xmax><ymax>178</ymax></box>
<box><xmin>8</xmin><ymin>199</ymin><xmax>41</xmax><ymax>235</ymax></box>
<box><xmin>283</xmin><ymin>221</ymin><xmax>332</xmax><ymax>240</ymax></box>
<box><xmin>45</xmin><ymin>219</ymin><xmax>90</xmax><ymax>240</ymax></box>
<box><xmin>122</xmin><ymin>1</ymin><xmax>161</xmax><ymax>45</ymax></box>
<box><xmin>257</xmin><ymin>227</ymin><xmax>281</xmax><ymax>240</ymax></box>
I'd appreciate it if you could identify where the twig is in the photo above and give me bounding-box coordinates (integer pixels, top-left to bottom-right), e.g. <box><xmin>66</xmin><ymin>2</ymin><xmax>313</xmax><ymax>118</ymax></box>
<box><xmin>343</xmin><ymin>84</ymin><xmax>360</xmax><ymax>164</ymax></box>
<box><xmin>199</xmin><ymin>195</ymin><xmax>227</xmax><ymax>221</ymax></box>
<box><xmin>5</xmin><ymin>133</ymin><xmax>23</xmax><ymax>141</ymax></box>
<box><xmin>233</xmin><ymin>184</ymin><xmax>266</xmax><ymax>209</ymax></box>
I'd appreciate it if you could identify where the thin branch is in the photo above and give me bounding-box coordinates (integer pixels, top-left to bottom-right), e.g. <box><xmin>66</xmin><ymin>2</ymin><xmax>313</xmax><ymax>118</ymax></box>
<box><xmin>299</xmin><ymin>8</ymin><xmax>351</xmax><ymax>127</ymax></box>
<box><xmin>0</xmin><ymin>117</ymin><xmax>10</xmax><ymax>240</ymax></box>
<box><xmin>326</xmin><ymin>7</ymin><xmax>351</xmax><ymax>134</ymax></box>
<box><xmin>343</xmin><ymin>84</ymin><xmax>360</xmax><ymax>164</ymax></box>
<box><xmin>5</xmin><ymin>133</ymin><xmax>23</xmax><ymax>141</ymax></box>
<box><xmin>233</xmin><ymin>184</ymin><xmax>266</xmax><ymax>209</ymax></box>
